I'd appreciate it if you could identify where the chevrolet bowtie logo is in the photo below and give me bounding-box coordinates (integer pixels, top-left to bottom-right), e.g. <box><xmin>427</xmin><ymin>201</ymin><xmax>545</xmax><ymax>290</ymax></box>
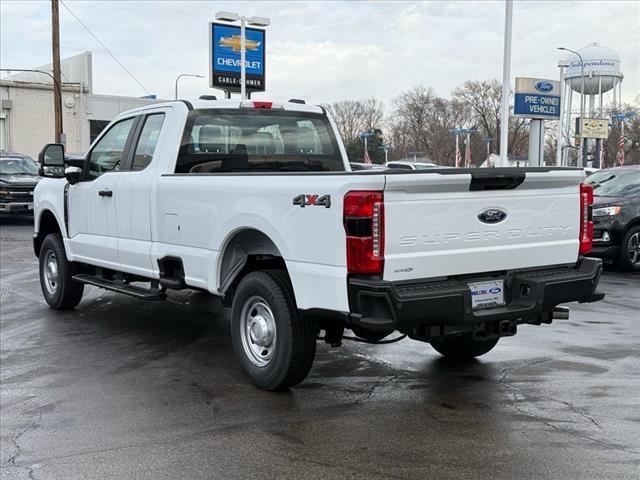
<box><xmin>218</xmin><ymin>35</ymin><xmax>261</xmax><ymax>53</ymax></box>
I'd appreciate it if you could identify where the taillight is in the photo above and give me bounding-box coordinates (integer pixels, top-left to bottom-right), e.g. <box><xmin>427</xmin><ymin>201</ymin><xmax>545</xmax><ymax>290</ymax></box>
<box><xmin>344</xmin><ymin>191</ymin><xmax>384</xmax><ymax>275</ymax></box>
<box><xmin>579</xmin><ymin>183</ymin><xmax>594</xmax><ymax>254</ymax></box>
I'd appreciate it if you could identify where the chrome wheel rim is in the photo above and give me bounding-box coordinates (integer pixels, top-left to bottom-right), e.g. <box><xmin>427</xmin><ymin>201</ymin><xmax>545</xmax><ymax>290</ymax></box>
<box><xmin>239</xmin><ymin>296</ymin><xmax>277</xmax><ymax>367</ymax></box>
<box><xmin>629</xmin><ymin>232</ymin><xmax>640</xmax><ymax>267</ymax></box>
<box><xmin>43</xmin><ymin>250</ymin><xmax>59</xmax><ymax>295</ymax></box>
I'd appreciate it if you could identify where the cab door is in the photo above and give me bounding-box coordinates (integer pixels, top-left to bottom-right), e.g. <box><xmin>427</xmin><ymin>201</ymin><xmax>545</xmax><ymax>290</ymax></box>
<box><xmin>67</xmin><ymin>116</ymin><xmax>138</xmax><ymax>269</ymax></box>
<box><xmin>115</xmin><ymin>110</ymin><xmax>168</xmax><ymax>277</ymax></box>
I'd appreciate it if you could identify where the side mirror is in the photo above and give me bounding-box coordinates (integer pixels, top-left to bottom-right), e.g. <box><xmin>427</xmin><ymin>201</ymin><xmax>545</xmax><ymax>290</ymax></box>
<box><xmin>65</xmin><ymin>166</ymin><xmax>82</xmax><ymax>185</ymax></box>
<box><xmin>38</xmin><ymin>143</ymin><xmax>65</xmax><ymax>178</ymax></box>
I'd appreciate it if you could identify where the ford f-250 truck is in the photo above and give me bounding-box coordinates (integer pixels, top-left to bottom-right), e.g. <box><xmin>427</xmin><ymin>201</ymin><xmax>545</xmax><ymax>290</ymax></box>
<box><xmin>33</xmin><ymin>99</ymin><xmax>604</xmax><ymax>390</ymax></box>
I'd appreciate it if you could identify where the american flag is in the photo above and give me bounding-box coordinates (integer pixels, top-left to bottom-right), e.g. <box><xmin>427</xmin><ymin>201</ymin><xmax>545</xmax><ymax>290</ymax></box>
<box><xmin>455</xmin><ymin>141</ymin><xmax>462</xmax><ymax>167</ymax></box>
<box><xmin>363</xmin><ymin>148</ymin><xmax>372</xmax><ymax>164</ymax></box>
<box><xmin>617</xmin><ymin>134</ymin><xmax>625</xmax><ymax>166</ymax></box>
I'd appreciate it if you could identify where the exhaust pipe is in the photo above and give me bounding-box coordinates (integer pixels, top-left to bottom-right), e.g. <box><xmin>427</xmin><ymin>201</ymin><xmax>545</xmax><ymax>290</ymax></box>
<box><xmin>552</xmin><ymin>306</ymin><xmax>570</xmax><ymax>320</ymax></box>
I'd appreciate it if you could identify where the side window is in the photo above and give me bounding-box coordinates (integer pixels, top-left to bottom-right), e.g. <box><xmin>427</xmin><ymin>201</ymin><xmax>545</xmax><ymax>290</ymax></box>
<box><xmin>87</xmin><ymin>117</ymin><xmax>135</xmax><ymax>180</ymax></box>
<box><xmin>132</xmin><ymin>114</ymin><xmax>165</xmax><ymax>171</ymax></box>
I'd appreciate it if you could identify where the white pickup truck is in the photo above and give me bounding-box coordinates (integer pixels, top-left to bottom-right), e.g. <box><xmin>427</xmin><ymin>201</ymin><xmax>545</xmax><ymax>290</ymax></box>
<box><xmin>34</xmin><ymin>98</ymin><xmax>604</xmax><ymax>390</ymax></box>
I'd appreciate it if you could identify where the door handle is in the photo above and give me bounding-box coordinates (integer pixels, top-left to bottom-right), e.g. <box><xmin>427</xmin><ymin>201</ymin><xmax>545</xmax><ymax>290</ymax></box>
<box><xmin>98</xmin><ymin>190</ymin><xmax>113</xmax><ymax>197</ymax></box>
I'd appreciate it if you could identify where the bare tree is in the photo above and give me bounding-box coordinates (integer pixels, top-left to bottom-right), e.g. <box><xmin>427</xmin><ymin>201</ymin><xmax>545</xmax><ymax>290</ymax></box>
<box><xmin>323</xmin><ymin>98</ymin><xmax>385</xmax><ymax>146</ymax></box>
<box><xmin>452</xmin><ymin>79</ymin><xmax>527</xmax><ymax>157</ymax></box>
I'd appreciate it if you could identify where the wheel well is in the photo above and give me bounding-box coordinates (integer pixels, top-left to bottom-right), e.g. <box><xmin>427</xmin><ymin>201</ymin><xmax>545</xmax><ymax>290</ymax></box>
<box><xmin>34</xmin><ymin>210</ymin><xmax>61</xmax><ymax>257</ymax></box>
<box><xmin>623</xmin><ymin>219</ymin><xmax>640</xmax><ymax>235</ymax></box>
<box><xmin>219</xmin><ymin>229</ymin><xmax>287</xmax><ymax>306</ymax></box>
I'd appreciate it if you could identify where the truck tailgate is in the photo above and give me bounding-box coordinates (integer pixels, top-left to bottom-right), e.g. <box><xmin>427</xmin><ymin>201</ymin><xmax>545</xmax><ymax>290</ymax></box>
<box><xmin>383</xmin><ymin>169</ymin><xmax>584</xmax><ymax>282</ymax></box>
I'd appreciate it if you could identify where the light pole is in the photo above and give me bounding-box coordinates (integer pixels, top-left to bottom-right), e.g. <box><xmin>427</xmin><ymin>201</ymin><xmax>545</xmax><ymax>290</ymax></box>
<box><xmin>174</xmin><ymin>73</ymin><xmax>204</xmax><ymax>100</ymax></box>
<box><xmin>499</xmin><ymin>0</ymin><xmax>513</xmax><ymax>167</ymax></box>
<box><xmin>378</xmin><ymin>143</ymin><xmax>392</xmax><ymax>163</ymax></box>
<box><xmin>215</xmin><ymin>11</ymin><xmax>270</xmax><ymax>99</ymax></box>
<box><xmin>556</xmin><ymin>59</ymin><xmax>570</xmax><ymax>166</ymax></box>
<box><xmin>482</xmin><ymin>137</ymin><xmax>494</xmax><ymax>166</ymax></box>
<box><xmin>558</xmin><ymin>46</ymin><xmax>586</xmax><ymax>166</ymax></box>
<box><xmin>1</xmin><ymin>68</ymin><xmax>64</xmax><ymax>143</ymax></box>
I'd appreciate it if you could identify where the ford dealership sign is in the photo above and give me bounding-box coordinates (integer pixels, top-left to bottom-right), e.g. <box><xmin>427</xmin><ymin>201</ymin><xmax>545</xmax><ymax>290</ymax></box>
<box><xmin>514</xmin><ymin>77</ymin><xmax>561</xmax><ymax>120</ymax></box>
<box><xmin>534</xmin><ymin>81</ymin><xmax>554</xmax><ymax>92</ymax></box>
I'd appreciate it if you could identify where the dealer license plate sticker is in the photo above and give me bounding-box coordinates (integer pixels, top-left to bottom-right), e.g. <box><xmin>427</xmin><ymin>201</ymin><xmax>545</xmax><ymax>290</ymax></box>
<box><xmin>469</xmin><ymin>280</ymin><xmax>505</xmax><ymax>310</ymax></box>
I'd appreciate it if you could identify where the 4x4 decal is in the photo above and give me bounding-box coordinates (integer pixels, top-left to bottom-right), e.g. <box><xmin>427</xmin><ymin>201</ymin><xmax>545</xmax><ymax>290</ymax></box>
<box><xmin>293</xmin><ymin>194</ymin><xmax>331</xmax><ymax>208</ymax></box>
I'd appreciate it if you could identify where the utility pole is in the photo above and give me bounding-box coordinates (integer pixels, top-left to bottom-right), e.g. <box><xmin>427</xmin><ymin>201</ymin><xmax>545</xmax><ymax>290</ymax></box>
<box><xmin>51</xmin><ymin>0</ymin><xmax>63</xmax><ymax>144</ymax></box>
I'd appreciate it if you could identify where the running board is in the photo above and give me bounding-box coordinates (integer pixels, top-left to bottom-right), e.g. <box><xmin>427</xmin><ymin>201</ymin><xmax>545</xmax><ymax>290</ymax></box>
<box><xmin>73</xmin><ymin>274</ymin><xmax>167</xmax><ymax>301</ymax></box>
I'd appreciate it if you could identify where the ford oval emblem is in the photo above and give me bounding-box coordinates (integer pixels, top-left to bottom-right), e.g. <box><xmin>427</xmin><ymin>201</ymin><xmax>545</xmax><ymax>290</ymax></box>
<box><xmin>535</xmin><ymin>81</ymin><xmax>553</xmax><ymax>92</ymax></box>
<box><xmin>478</xmin><ymin>208</ymin><xmax>508</xmax><ymax>224</ymax></box>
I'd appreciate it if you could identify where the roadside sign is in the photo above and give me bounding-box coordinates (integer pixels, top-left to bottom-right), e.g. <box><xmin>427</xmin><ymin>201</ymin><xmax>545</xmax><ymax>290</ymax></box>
<box><xmin>579</xmin><ymin>118</ymin><xmax>609</xmax><ymax>139</ymax></box>
<box><xmin>514</xmin><ymin>77</ymin><xmax>561</xmax><ymax>120</ymax></box>
<box><xmin>210</xmin><ymin>22</ymin><xmax>266</xmax><ymax>93</ymax></box>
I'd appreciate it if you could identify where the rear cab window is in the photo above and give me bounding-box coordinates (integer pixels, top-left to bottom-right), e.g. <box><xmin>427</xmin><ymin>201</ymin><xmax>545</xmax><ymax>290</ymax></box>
<box><xmin>175</xmin><ymin>109</ymin><xmax>345</xmax><ymax>173</ymax></box>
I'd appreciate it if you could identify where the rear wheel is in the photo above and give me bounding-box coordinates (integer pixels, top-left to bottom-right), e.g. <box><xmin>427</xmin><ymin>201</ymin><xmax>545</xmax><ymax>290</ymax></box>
<box><xmin>616</xmin><ymin>226</ymin><xmax>640</xmax><ymax>272</ymax></box>
<box><xmin>430</xmin><ymin>334</ymin><xmax>499</xmax><ymax>360</ymax></box>
<box><xmin>230</xmin><ymin>270</ymin><xmax>316</xmax><ymax>390</ymax></box>
<box><xmin>39</xmin><ymin>233</ymin><xmax>84</xmax><ymax>309</ymax></box>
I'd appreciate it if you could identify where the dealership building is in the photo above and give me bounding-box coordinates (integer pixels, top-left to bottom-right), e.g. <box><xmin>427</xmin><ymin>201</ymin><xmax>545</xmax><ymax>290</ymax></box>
<box><xmin>0</xmin><ymin>52</ymin><xmax>163</xmax><ymax>159</ymax></box>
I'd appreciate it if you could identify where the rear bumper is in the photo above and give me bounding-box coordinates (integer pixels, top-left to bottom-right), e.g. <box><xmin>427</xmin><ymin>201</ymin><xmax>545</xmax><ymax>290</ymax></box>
<box><xmin>347</xmin><ymin>257</ymin><xmax>604</xmax><ymax>336</ymax></box>
<box><xmin>589</xmin><ymin>244</ymin><xmax>619</xmax><ymax>259</ymax></box>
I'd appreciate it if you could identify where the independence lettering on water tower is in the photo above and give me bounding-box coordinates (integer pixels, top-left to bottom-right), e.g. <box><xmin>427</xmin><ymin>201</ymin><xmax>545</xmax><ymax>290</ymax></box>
<box><xmin>210</xmin><ymin>22</ymin><xmax>266</xmax><ymax>92</ymax></box>
<box><xmin>514</xmin><ymin>77</ymin><xmax>561</xmax><ymax>120</ymax></box>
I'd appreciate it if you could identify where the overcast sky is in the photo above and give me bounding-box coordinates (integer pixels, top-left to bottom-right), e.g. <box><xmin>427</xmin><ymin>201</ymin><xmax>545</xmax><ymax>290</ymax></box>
<box><xmin>1</xmin><ymin>0</ymin><xmax>638</xmax><ymax>108</ymax></box>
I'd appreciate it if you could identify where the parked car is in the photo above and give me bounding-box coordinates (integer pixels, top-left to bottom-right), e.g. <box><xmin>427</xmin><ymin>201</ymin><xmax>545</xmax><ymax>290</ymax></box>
<box><xmin>586</xmin><ymin>166</ymin><xmax>640</xmax><ymax>271</ymax></box>
<box><xmin>0</xmin><ymin>150</ymin><xmax>41</xmax><ymax>214</ymax></box>
<box><xmin>33</xmin><ymin>98</ymin><xmax>603</xmax><ymax>390</ymax></box>
<box><xmin>349</xmin><ymin>162</ymin><xmax>385</xmax><ymax>171</ymax></box>
<box><xmin>385</xmin><ymin>160</ymin><xmax>439</xmax><ymax>170</ymax></box>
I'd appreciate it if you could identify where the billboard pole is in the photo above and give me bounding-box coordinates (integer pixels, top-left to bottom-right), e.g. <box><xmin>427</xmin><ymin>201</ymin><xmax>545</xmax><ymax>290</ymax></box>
<box><xmin>240</xmin><ymin>18</ymin><xmax>246</xmax><ymax>99</ymax></box>
<box><xmin>499</xmin><ymin>0</ymin><xmax>513</xmax><ymax>167</ymax></box>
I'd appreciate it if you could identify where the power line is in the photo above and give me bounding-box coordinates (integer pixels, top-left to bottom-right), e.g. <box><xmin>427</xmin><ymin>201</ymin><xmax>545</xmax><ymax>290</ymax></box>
<box><xmin>59</xmin><ymin>0</ymin><xmax>150</xmax><ymax>95</ymax></box>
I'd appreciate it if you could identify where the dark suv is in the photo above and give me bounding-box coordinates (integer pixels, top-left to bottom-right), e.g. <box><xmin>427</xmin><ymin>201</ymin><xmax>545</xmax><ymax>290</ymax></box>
<box><xmin>0</xmin><ymin>151</ymin><xmax>41</xmax><ymax>214</ymax></box>
<box><xmin>586</xmin><ymin>166</ymin><xmax>640</xmax><ymax>271</ymax></box>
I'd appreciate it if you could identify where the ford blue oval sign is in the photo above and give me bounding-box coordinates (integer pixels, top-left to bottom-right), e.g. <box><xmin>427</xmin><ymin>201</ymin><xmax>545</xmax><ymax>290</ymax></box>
<box><xmin>514</xmin><ymin>77</ymin><xmax>561</xmax><ymax>120</ymax></box>
<box><xmin>478</xmin><ymin>208</ymin><xmax>508</xmax><ymax>224</ymax></box>
<box><xmin>534</xmin><ymin>81</ymin><xmax>554</xmax><ymax>93</ymax></box>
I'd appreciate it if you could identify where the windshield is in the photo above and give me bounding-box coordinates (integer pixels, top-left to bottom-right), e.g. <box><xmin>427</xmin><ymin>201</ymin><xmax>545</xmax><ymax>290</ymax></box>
<box><xmin>175</xmin><ymin>109</ymin><xmax>345</xmax><ymax>173</ymax></box>
<box><xmin>586</xmin><ymin>169</ymin><xmax>640</xmax><ymax>197</ymax></box>
<box><xmin>0</xmin><ymin>157</ymin><xmax>39</xmax><ymax>175</ymax></box>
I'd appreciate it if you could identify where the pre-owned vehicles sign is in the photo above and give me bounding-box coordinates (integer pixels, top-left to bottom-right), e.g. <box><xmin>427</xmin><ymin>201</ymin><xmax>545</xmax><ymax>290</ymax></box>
<box><xmin>514</xmin><ymin>77</ymin><xmax>561</xmax><ymax>120</ymax></box>
<box><xmin>210</xmin><ymin>22</ymin><xmax>265</xmax><ymax>93</ymax></box>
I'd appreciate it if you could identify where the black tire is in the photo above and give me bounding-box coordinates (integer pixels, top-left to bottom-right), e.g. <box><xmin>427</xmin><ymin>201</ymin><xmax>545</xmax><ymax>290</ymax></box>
<box><xmin>39</xmin><ymin>233</ymin><xmax>84</xmax><ymax>309</ymax></box>
<box><xmin>615</xmin><ymin>226</ymin><xmax>640</xmax><ymax>272</ymax></box>
<box><xmin>230</xmin><ymin>269</ymin><xmax>316</xmax><ymax>390</ymax></box>
<box><xmin>430</xmin><ymin>334</ymin><xmax>499</xmax><ymax>360</ymax></box>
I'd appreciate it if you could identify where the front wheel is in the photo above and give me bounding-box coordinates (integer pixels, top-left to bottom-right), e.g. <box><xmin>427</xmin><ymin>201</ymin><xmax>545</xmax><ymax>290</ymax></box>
<box><xmin>616</xmin><ymin>226</ymin><xmax>640</xmax><ymax>272</ymax></box>
<box><xmin>230</xmin><ymin>270</ymin><xmax>316</xmax><ymax>390</ymax></box>
<box><xmin>39</xmin><ymin>233</ymin><xmax>84</xmax><ymax>309</ymax></box>
<box><xmin>430</xmin><ymin>335</ymin><xmax>499</xmax><ymax>360</ymax></box>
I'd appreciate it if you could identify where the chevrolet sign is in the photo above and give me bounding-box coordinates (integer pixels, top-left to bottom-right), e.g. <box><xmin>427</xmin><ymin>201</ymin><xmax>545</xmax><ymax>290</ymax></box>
<box><xmin>210</xmin><ymin>22</ymin><xmax>266</xmax><ymax>93</ymax></box>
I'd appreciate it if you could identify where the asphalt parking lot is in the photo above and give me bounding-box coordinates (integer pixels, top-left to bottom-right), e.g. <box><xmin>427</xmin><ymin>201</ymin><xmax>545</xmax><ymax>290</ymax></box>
<box><xmin>1</xmin><ymin>215</ymin><xmax>639</xmax><ymax>480</ymax></box>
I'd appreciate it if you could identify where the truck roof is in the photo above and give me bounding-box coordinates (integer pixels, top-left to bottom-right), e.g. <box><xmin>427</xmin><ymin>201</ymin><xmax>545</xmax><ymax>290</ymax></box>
<box><xmin>125</xmin><ymin>98</ymin><xmax>325</xmax><ymax>115</ymax></box>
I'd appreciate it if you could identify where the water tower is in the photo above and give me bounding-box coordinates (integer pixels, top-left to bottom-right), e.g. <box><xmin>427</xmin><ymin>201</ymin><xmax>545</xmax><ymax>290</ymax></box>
<box><xmin>559</xmin><ymin>43</ymin><xmax>623</xmax><ymax>166</ymax></box>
